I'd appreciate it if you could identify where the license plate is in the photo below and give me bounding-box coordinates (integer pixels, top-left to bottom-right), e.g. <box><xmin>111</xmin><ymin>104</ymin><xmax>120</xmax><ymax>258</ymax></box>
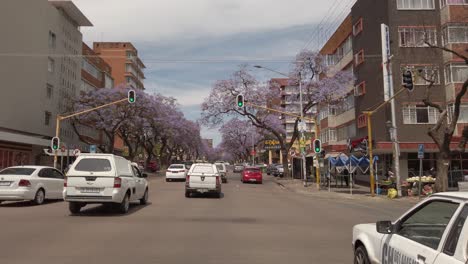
<box><xmin>81</xmin><ymin>188</ymin><xmax>100</xmax><ymax>193</ymax></box>
<box><xmin>0</xmin><ymin>181</ymin><xmax>11</xmax><ymax>186</ymax></box>
<box><xmin>197</xmin><ymin>189</ymin><xmax>208</xmax><ymax>193</ymax></box>
<box><xmin>172</xmin><ymin>171</ymin><xmax>178</xmax><ymax>173</ymax></box>
<box><xmin>249</xmin><ymin>179</ymin><xmax>256</xmax><ymax>182</ymax></box>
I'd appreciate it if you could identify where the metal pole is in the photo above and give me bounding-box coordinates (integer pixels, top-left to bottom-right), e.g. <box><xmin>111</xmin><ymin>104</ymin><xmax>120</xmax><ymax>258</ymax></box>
<box><xmin>298</xmin><ymin>72</ymin><xmax>307</xmax><ymax>187</ymax></box>
<box><xmin>365</xmin><ymin>112</ymin><xmax>376</xmax><ymax>196</ymax></box>
<box><xmin>54</xmin><ymin>116</ymin><xmax>61</xmax><ymax>169</ymax></box>
<box><xmin>388</xmin><ymin>60</ymin><xmax>402</xmax><ymax>197</ymax></box>
<box><xmin>315</xmin><ymin>116</ymin><xmax>320</xmax><ymax>188</ymax></box>
<box><xmin>419</xmin><ymin>157</ymin><xmax>423</xmax><ymax>200</ymax></box>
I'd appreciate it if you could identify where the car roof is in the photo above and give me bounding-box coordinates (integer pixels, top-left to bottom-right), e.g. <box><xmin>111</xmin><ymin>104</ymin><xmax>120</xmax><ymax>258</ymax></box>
<box><xmin>245</xmin><ymin>166</ymin><xmax>260</xmax><ymax>169</ymax></box>
<box><xmin>4</xmin><ymin>166</ymin><xmax>54</xmax><ymax>170</ymax></box>
<box><xmin>191</xmin><ymin>163</ymin><xmax>214</xmax><ymax>166</ymax></box>
<box><xmin>169</xmin><ymin>164</ymin><xmax>185</xmax><ymax>166</ymax></box>
<box><xmin>431</xmin><ymin>192</ymin><xmax>468</xmax><ymax>201</ymax></box>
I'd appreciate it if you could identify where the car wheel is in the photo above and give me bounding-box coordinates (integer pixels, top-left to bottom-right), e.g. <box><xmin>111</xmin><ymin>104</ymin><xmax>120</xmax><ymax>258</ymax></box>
<box><xmin>165</xmin><ymin>178</ymin><xmax>169</xmax><ymax>182</ymax></box>
<box><xmin>33</xmin><ymin>189</ymin><xmax>45</xmax><ymax>205</ymax></box>
<box><xmin>69</xmin><ymin>202</ymin><xmax>82</xmax><ymax>214</ymax></box>
<box><xmin>140</xmin><ymin>189</ymin><xmax>149</xmax><ymax>205</ymax></box>
<box><xmin>185</xmin><ymin>190</ymin><xmax>191</xmax><ymax>198</ymax></box>
<box><xmin>215</xmin><ymin>192</ymin><xmax>221</xmax><ymax>198</ymax></box>
<box><xmin>118</xmin><ymin>193</ymin><xmax>130</xmax><ymax>214</ymax></box>
<box><xmin>354</xmin><ymin>245</ymin><xmax>370</xmax><ymax>264</ymax></box>
<box><xmin>222</xmin><ymin>178</ymin><xmax>227</xmax><ymax>183</ymax></box>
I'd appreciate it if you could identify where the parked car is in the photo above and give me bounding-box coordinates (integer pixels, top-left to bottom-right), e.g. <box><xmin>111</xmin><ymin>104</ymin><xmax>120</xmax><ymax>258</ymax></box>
<box><xmin>241</xmin><ymin>167</ymin><xmax>263</xmax><ymax>184</ymax></box>
<box><xmin>352</xmin><ymin>192</ymin><xmax>468</xmax><ymax>264</ymax></box>
<box><xmin>147</xmin><ymin>161</ymin><xmax>158</xmax><ymax>172</ymax></box>
<box><xmin>185</xmin><ymin>163</ymin><xmax>221</xmax><ymax>198</ymax></box>
<box><xmin>165</xmin><ymin>164</ymin><xmax>187</xmax><ymax>182</ymax></box>
<box><xmin>215</xmin><ymin>162</ymin><xmax>228</xmax><ymax>183</ymax></box>
<box><xmin>0</xmin><ymin>166</ymin><xmax>65</xmax><ymax>205</ymax></box>
<box><xmin>63</xmin><ymin>154</ymin><xmax>149</xmax><ymax>214</ymax></box>
<box><xmin>273</xmin><ymin>165</ymin><xmax>284</xmax><ymax>177</ymax></box>
<box><xmin>233</xmin><ymin>164</ymin><xmax>244</xmax><ymax>173</ymax></box>
<box><xmin>266</xmin><ymin>164</ymin><xmax>279</xmax><ymax>175</ymax></box>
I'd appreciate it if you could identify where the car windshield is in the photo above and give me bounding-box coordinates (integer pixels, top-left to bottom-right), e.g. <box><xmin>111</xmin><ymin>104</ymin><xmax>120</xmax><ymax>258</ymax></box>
<box><xmin>0</xmin><ymin>168</ymin><xmax>36</xmax><ymax>175</ymax></box>
<box><xmin>74</xmin><ymin>159</ymin><xmax>112</xmax><ymax>172</ymax></box>
<box><xmin>169</xmin><ymin>165</ymin><xmax>184</xmax><ymax>169</ymax></box>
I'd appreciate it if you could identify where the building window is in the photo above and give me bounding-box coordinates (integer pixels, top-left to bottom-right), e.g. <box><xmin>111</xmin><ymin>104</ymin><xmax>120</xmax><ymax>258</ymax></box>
<box><xmin>337</xmin><ymin>123</ymin><xmax>356</xmax><ymax>142</ymax></box>
<box><xmin>82</xmin><ymin>59</ymin><xmax>101</xmax><ymax>80</ymax></box>
<box><xmin>354</xmin><ymin>81</ymin><xmax>366</xmax><ymax>96</ymax></box>
<box><xmin>48</xmin><ymin>58</ymin><xmax>55</xmax><ymax>73</ymax></box>
<box><xmin>442</xmin><ymin>24</ymin><xmax>468</xmax><ymax>44</ymax></box>
<box><xmin>353</xmin><ymin>18</ymin><xmax>363</xmax><ymax>36</ymax></box>
<box><xmin>448</xmin><ymin>104</ymin><xmax>468</xmax><ymax>123</ymax></box>
<box><xmin>440</xmin><ymin>0</ymin><xmax>468</xmax><ymax>7</ymax></box>
<box><xmin>403</xmin><ymin>105</ymin><xmax>439</xmax><ymax>124</ymax></box>
<box><xmin>398</xmin><ymin>27</ymin><xmax>437</xmax><ymax>47</ymax></box>
<box><xmin>397</xmin><ymin>0</ymin><xmax>435</xmax><ymax>9</ymax></box>
<box><xmin>357</xmin><ymin>114</ymin><xmax>367</xmax><ymax>128</ymax></box>
<box><xmin>445</xmin><ymin>64</ymin><xmax>468</xmax><ymax>84</ymax></box>
<box><xmin>46</xmin><ymin>84</ymin><xmax>53</xmax><ymax>99</ymax></box>
<box><xmin>354</xmin><ymin>50</ymin><xmax>364</xmax><ymax>66</ymax></box>
<box><xmin>48</xmin><ymin>31</ymin><xmax>56</xmax><ymax>49</ymax></box>
<box><xmin>320</xmin><ymin>129</ymin><xmax>337</xmax><ymax>143</ymax></box>
<box><xmin>401</xmin><ymin>65</ymin><xmax>440</xmax><ymax>85</ymax></box>
<box><xmin>44</xmin><ymin>111</ymin><xmax>51</xmax><ymax>126</ymax></box>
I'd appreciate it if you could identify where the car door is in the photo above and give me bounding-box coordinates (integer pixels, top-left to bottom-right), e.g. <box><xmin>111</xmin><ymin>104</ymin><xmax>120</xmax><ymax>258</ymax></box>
<box><xmin>37</xmin><ymin>168</ymin><xmax>55</xmax><ymax>198</ymax></box>
<box><xmin>131</xmin><ymin>166</ymin><xmax>145</xmax><ymax>199</ymax></box>
<box><xmin>380</xmin><ymin>200</ymin><xmax>460</xmax><ymax>264</ymax></box>
<box><xmin>51</xmin><ymin>169</ymin><xmax>65</xmax><ymax>199</ymax></box>
<box><xmin>433</xmin><ymin>204</ymin><xmax>468</xmax><ymax>264</ymax></box>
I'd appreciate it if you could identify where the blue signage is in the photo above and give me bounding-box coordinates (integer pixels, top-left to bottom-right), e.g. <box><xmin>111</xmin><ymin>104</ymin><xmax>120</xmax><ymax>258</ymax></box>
<box><xmin>418</xmin><ymin>144</ymin><xmax>424</xmax><ymax>159</ymax></box>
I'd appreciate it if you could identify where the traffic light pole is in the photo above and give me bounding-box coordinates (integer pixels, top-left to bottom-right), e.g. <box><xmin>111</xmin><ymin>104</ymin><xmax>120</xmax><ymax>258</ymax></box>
<box><xmin>314</xmin><ymin>117</ymin><xmax>320</xmax><ymax>189</ymax></box>
<box><xmin>53</xmin><ymin>98</ymin><xmax>128</xmax><ymax>169</ymax></box>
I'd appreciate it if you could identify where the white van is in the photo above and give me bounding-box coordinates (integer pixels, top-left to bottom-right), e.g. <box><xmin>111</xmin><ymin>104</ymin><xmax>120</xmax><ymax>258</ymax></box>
<box><xmin>185</xmin><ymin>163</ymin><xmax>221</xmax><ymax>198</ymax></box>
<box><xmin>63</xmin><ymin>154</ymin><xmax>149</xmax><ymax>214</ymax></box>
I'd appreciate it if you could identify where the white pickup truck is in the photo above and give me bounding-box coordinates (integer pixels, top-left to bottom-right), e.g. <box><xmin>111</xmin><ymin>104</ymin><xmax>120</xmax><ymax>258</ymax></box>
<box><xmin>352</xmin><ymin>192</ymin><xmax>468</xmax><ymax>264</ymax></box>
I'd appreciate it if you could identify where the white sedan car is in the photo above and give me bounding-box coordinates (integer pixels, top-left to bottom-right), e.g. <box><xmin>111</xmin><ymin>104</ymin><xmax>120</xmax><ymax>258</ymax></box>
<box><xmin>165</xmin><ymin>164</ymin><xmax>187</xmax><ymax>182</ymax></box>
<box><xmin>0</xmin><ymin>166</ymin><xmax>65</xmax><ymax>205</ymax></box>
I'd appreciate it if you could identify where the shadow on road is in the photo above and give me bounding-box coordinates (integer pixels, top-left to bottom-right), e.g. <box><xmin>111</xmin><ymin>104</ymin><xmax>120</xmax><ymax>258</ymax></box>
<box><xmin>71</xmin><ymin>202</ymin><xmax>152</xmax><ymax>217</ymax></box>
<box><xmin>0</xmin><ymin>199</ymin><xmax>63</xmax><ymax>207</ymax></box>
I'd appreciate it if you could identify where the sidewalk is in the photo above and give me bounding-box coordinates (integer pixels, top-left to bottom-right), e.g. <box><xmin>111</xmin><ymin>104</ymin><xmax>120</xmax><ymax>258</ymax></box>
<box><xmin>274</xmin><ymin>178</ymin><xmax>422</xmax><ymax>204</ymax></box>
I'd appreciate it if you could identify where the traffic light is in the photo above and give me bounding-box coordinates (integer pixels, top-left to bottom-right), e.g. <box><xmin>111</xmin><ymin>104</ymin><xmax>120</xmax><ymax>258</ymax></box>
<box><xmin>51</xmin><ymin>137</ymin><xmax>60</xmax><ymax>151</ymax></box>
<box><xmin>128</xmin><ymin>89</ymin><xmax>136</xmax><ymax>104</ymax></box>
<box><xmin>402</xmin><ymin>70</ymin><xmax>414</xmax><ymax>92</ymax></box>
<box><xmin>313</xmin><ymin>139</ymin><xmax>322</xmax><ymax>153</ymax></box>
<box><xmin>236</xmin><ymin>94</ymin><xmax>244</xmax><ymax>108</ymax></box>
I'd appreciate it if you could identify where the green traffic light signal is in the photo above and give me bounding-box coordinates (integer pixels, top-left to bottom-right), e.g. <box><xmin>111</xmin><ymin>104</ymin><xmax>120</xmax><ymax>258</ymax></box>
<box><xmin>236</xmin><ymin>94</ymin><xmax>244</xmax><ymax>108</ymax></box>
<box><xmin>128</xmin><ymin>90</ymin><xmax>136</xmax><ymax>104</ymax></box>
<box><xmin>51</xmin><ymin>137</ymin><xmax>60</xmax><ymax>150</ymax></box>
<box><xmin>313</xmin><ymin>139</ymin><xmax>321</xmax><ymax>154</ymax></box>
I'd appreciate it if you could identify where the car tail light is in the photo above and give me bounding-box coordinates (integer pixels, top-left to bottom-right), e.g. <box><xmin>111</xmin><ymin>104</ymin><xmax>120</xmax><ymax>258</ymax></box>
<box><xmin>216</xmin><ymin>176</ymin><xmax>220</xmax><ymax>185</ymax></box>
<box><xmin>166</xmin><ymin>170</ymin><xmax>171</xmax><ymax>173</ymax></box>
<box><xmin>179</xmin><ymin>170</ymin><xmax>185</xmax><ymax>173</ymax></box>
<box><xmin>113</xmin><ymin>177</ymin><xmax>122</xmax><ymax>188</ymax></box>
<box><xmin>18</xmin><ymin>179</ymin><xmax>31</xmax><ymax>187</ymax></box>
<box><xmin>64</xmin><ymin>177</ymin><xmax>67</xmax><ymax>187</ymax></box>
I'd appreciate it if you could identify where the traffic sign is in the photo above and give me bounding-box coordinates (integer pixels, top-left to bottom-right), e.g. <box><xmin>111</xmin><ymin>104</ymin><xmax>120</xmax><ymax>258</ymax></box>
<box><xmin>251</xmin><ymin>149</ymin><xmax>256</xmax><ymax>156</ymax></box>
<box><xmin>89</xmin><ymin>145</ymin><xmax>97</xmax><ymax>153</ymax></box>
<box><xmin>298</xmin><ymin>121</ymin><xmax>307</xmax><ymax>132</ymax></box>
<box><xmin>418</xmin><ymin>144</ymin><xmax>424</xmax><ymax>159</ymax></box>
<box><xmin>73</xmin><ymin>149</ymin><xmax>81</xmax><ymax>156</ymax></box>
<box><xmin>61</xmin><ymin>145</ymin><xmax>66</xmax><ymax>152</ymax></box>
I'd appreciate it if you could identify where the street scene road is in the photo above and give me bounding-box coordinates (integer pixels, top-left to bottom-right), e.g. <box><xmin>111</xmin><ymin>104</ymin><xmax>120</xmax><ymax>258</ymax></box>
<box><xmin>0</xmin><ymin>171</ymin><xmax>413</xmax><ymax>264</ymax></box>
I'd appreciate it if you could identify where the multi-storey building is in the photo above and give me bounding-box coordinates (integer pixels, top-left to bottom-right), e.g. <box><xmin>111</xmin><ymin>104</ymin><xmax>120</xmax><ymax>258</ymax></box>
<box><xmin>92</xmin><ymin>42</ymin><xmax>146</xmax><ymax>90</ymax></box>
<box><xmin>318</xmin><ymin>0</ymin><xmax>468</xmax><ymax>182</ymax></box>
<box><xmin>0</xmin><ymin>0</ymin><xmax>92</xmax><ymax>169</ymax></box>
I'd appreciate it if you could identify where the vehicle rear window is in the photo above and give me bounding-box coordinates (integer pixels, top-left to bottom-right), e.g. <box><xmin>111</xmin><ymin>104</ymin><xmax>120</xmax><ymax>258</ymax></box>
<box><xmin>216</xmin><ymin>164</ymin><xmax>224</xmax><ymax>171</ymax></box>
<box><xmin>169</xmin><ymin>165</ymin><xmax>184</xmax><ymax>169</ymax></box>
<box><xmin>0</xmin><ymin>168</ymin><xmax>36</xmax><ymax>175</ymax></box>
<box><xmin>192</xmin><ymin>165</ymin><xmax>214</xmax><ymax>174</ymax></box>
<box><xmin>246</xmin><ymin>168</ymin><xmax>260</xmax><ymax>172</ymax></box>
<box><xmin>74</xmin><ymin>159</ymin><xmax>112</xmax><ymax>172</ymax></box>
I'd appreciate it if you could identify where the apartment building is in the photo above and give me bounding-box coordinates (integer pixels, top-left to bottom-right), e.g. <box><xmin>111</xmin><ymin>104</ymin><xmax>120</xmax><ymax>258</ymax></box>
<box><xmin>318</xmin><ymin>0</ymin><xmax>468</xmax><ymax>181</ymax></box>
<box><xmin>0</xmin><ymin>0</ymin><xmax>92</xmax><ymax>169</ymax></box>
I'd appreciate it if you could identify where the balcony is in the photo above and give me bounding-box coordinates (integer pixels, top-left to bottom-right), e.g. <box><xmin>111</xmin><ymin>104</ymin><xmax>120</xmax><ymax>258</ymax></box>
<box><xmin>327</xmin><ymin>108</ymin><xmax>355</xmax><ymax>128</ymax></box>
<box><xmin>327</xmin><ymin>51</ymin><xmax>353</xmax><ymax>75</ymax></box>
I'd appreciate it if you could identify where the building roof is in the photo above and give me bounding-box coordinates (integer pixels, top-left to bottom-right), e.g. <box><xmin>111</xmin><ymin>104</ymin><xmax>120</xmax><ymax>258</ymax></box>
<box><xmin>270</xmin><ymin>78</ymin><xmax>289</xmax><ymax>87</ymax></box>
<box><xmin>48</xmin><ymin>1</ymin><xmax>93</xmax><ymax>27</ymax></box>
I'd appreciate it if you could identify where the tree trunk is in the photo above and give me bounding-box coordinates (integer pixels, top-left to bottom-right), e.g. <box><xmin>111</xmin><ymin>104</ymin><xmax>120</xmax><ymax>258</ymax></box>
<box><xmin>435</xmin><ymin>152</ymin><xmax>450</xmax><ymax>193</ymax></box>
<box><xmin>281</xmin><ymin>148</ymin><xmax>290</xmax><ymax>178</ymax></box>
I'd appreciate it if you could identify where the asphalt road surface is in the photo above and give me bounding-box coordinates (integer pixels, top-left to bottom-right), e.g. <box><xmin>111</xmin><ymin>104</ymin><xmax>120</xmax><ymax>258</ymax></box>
<box><xmin>0</xmin><ymin>171</ymin><xmax>413</xmax><ymax>264</ymax></box>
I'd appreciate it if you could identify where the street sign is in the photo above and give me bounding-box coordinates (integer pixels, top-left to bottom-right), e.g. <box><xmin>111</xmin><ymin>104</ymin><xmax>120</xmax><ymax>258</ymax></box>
<box><xmin>89</xmin><ymin>145</ymin><xmax>97</xmax><ymax>153</ymax></box>
<box><xmin>298</xmin><ymin>121</ymin><xmax>307</xmax><ymax>132</ymax></box>
<box><xmin>73</xmin><ymin>149</ymin><xmax>81</xmax><ymax>156</ymax></box>
<box><xmin>61</xmin><ymin>145</ymin><xmax>66</xmax><ymax>152</ymax></box>
<box><xmin>418</xmin><ymin>144</ymin><xmax>424</xmax><ymax>159</ymax></box>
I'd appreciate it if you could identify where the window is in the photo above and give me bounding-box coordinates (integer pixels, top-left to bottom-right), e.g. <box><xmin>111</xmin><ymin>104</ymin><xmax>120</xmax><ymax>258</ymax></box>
<box><xmin>442</xmin><ymin>24</ymin><xmax>468</xmax><ymax>44</ymax></box>
<box><xmin>448</xmin><ymin>104</ymin><xmax>468</xmax><ymax>123</ymax></box>
<box><xmin>82</xmin><ymin>60</ymin><xmax>101</xmax><ymax>80</ymax></box>
<box><xmin>401</xmin><ymin>65</ymin><xmax>440</xmax><ymax>85</ymax></box>
<box><xmin>357</xmin><ymin>114</ymin><xmax>367</xmax><ymax>128</ymax></box>
<box><xmin>397</xmin><ymin>200</ymin><xmax>459</xmax><ymax>250</ymax></box>
<box><xmin>440</xmin><ymin>0</ymin><xmax>468</xmax><ymax>7</ymax></box>
<box><xmin>403</xmin><ymin>105</ymin><xmax>439</xmax><ymax>124</ymax></box>
<box><xmin>46</xmin><ymin>84</ymin><xmax>53</xmax><ymax>99</ymax></box>
<box><xmin>353</xmin><ymin>18</ymin><xmax>363</xmax><ymax>36</ymax></box>
<box><xmin>337</xmin><ymin>123</ymin><xmax>356</xmax><ymax>141</ymax></box>
<box><xmin>48</xmin><ymin>31</ymin><xmax>56</xmax><ymax>49</ymax></box>
<box><xmin>44</xmin><ymin>111</ymin><xmax>51</xmax><ymax>126</ymax></box>
<box><xmin>191</xmin><ymin>165</ymin><xmax>214</xmax><ymax>174</ymax></box>
<box><xmin>397</xmin><ymin>0</ymin><xmax>435</xmax><ymax>9</ymax></box>
<box><xmin>320</xmin><ymin>129</ymin><xmax>337</xmax><ymax>143</ymax></box>
<box><xmin>74</xmin><ymin>159</ymin><xmax>112</xmax><ymax>172</ymax></box>
<box><xmin>0</xmin><ymin>168</ymin><xmax>35</xmax><ymax>175</ymax></box>
<box><xmin>48</xmin><ymin>58</ymin><xmax>55</xmax><ymax>73</ymax></box>
<box><xmin>443</xmin><ymin>205</ymin><xmax>468</xmax><ymax>256</ymax></box>
<box><xmin>354</xmin><ymin>50</ymin><xmax>364</xmax><ymax>66</ymax></box>
<box><xmin>445</xmin><ymin>64</ymin><xmax>468</xmax><ymax>83</ymax></box>
<box><xmin>399</xmin><ymin>27</ymin><xmax>437</xmax><ymax>47</ymax></box>
<box><xmin>354</xmin><ymin>81</ymin><xmax>366</xmax><ymax>96</ymax></box>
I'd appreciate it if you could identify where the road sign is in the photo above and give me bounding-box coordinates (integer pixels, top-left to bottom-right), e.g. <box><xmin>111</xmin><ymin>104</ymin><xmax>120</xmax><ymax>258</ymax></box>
<box><xmin>61</xmin><ymin>145</ymin><xmax>66</xmax><ymax>152</ymax></box>
<box><xmin>251</xmin><ymin>149</ymin><xmax>256</xmax><ymax>156</ymax></box>
<box><xmin>89</xmin><ymin>145</ymin><xmax>97</xmax><ymax>153</ymax></box>
<box><xmin>418</xmin><ymin>144</ymin><xmax>424</xmax><ymax>159</ymax></box>
<box><xmin>298</xmin><ymin>121</ymin><xmax>307</xmax><ymax>132</ymax></box>
<box><xmin>73</xmin><ymin>149</ymin><xmax>81</xmax><ymax>156</ymax></box>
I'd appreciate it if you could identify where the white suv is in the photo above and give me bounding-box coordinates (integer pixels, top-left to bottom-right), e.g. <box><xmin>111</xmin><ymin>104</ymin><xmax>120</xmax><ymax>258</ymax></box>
<box><xmin>214</xmin><ymin>162</ymin><xmax>227</xmax><ymax>183</ymax></box>
<box><xmin>185</xmin><ymin>163</ymin><xmax>221</xmax><ymax>198</ymax></box>
<box><xmin>63</xmin><ymin>154</ymin><xmax>149</xmax><ymax>214</ymax></box>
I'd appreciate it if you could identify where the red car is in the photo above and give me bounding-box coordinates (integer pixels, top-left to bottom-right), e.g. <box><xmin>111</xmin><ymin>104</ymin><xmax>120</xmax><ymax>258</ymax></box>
<box><xmin>241</xmin><ymin>167</ymin><xmax>263</xmax><ymax>184</ymax></box>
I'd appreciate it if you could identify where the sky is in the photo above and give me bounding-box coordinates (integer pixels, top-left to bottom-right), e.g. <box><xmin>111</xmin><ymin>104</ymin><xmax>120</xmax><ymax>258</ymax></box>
<box><xmin>74</xmin><ymin>0</ymin><xmax>355</xmax><ymax>145</ymax></box>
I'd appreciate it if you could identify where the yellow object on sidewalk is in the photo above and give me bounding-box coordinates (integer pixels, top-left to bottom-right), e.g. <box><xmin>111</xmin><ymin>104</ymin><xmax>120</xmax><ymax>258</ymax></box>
<box><xmin>387</xmin><ymin>188</ymin><xmax>397</xmax><ymax>199</ymax></box>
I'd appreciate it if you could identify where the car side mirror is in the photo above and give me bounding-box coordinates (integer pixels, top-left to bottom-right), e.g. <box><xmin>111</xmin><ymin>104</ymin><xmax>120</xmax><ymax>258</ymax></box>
<box><xmin>376</xmin><ymin>221</ymin><xmax>394</xmax><ymax>234</ymax></box>
<box><xmin>142</xmin><ymin>173</ymin><xmax>148</xmax><ymax>178</ymax></box>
